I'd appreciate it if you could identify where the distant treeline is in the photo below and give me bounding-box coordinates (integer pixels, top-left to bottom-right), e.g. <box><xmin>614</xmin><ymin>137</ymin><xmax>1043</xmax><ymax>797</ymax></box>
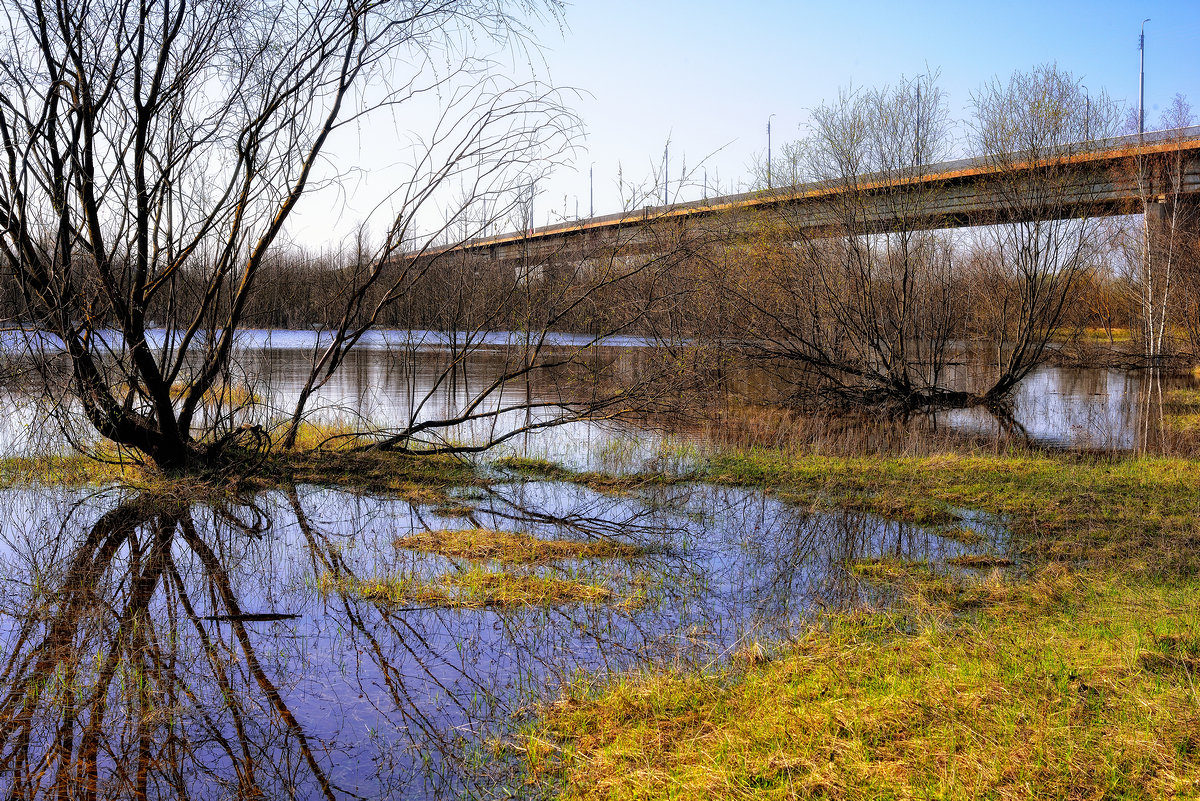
<box><xmin>0</xmin><ymin>230</ymin><xmax>1191</xmax><ymax>353</ymax></box>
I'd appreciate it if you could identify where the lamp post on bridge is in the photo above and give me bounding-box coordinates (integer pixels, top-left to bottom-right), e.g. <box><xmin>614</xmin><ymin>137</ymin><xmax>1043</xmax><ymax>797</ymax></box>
<box><xmin>915</xmin><ymin>84</ymin><xmax>920</xmax><ymax>166</ymax></box>
<box><xmin>1139</xmin><ymin>18</ymin><xmax>1150</xmax><ymax>136</ymax></box>
<box><xmin>1082</xmin><ymin>84</ymin><xmax>1089</xmax><ymax>141</ymax></box>
<box><xmin>767</xmin><ymin>113</ymin><xmax>776</xmax><ymax>189</ymax></box>
<box><xmin>589</xmin><ymin>162</ymin><xmax>594</xmax><ymax>218</ymax></box>
<box><xmin>663</xmin><ymin>142</ymin><xmax>669</xmax><ymax>206</ymax></box>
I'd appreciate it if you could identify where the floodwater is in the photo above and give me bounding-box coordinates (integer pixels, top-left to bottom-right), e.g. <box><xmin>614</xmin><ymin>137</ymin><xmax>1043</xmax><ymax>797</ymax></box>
<box><xmin>0</xmin><ymin>332</ymin><xmax>1187</xmax><ymax>797</ymax></box>
<box><xmin>241</xmin><ymin>335</ymin><xmax>1200</xmax><ymax>458</ymax></box>
<box><xmin>0</xmin><ymin>331</ymin><xmax>1196</xmax><ymax>460</ymax></box>
<box><xmin>0</xmin><ymin>480</ymin><xmax>1002</xmax><ymax>799</ymax></box>
<box><xmin>938</xmin><ymin>365</ymin><xmax>1199</xmax><ymax>451</ymax></box>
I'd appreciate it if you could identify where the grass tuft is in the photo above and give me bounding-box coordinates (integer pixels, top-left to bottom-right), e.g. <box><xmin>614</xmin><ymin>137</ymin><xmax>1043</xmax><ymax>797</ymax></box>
<box><xmin>395</xmin><ymin>528</ymin><xmax>648</xmax><ymax>564</ymax></box>
<box><xmin>945</xmin><ymin>554</ymin><xmax>1014</xmax><ymax>569</ymax></box>
<box><xmin>320</xmin><ymin>568</ymin><xmax>617</xmax><ymax>609</ymax></box>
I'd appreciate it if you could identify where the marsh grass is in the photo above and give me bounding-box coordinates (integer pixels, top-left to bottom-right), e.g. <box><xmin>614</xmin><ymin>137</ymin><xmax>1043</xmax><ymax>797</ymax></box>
<box><xmin>495</xmin><ymin>456</ymin><xmax>659</xmax><ymax>494</ymax></box>
<box><xmin>945</xmin><ymin>554</ymin><xmax>1015</xmax><ymax>569</ymax></box>
<box><xmin>394</xmin><ymin>528</ymin><xmax>648</xmax><ymax>564</ymax></box>
<box><xmin>1163</xmin><ymin>387</ymin><xmax>1200</xmax><ymax>413</ymax></box>
<box><xmin>525</xmin><ymin>568</ymin><xmax>1200</xmax><ymax>800</ymax></box>
<box><xmin>428</xmin><ymin>502</ymin><xmax>477</xmax><ymax>518</ymax></box>
<box><xmin>936</xmin><ymin>524</ymin><xmax>988</xmax><ymax>545</ymax></box>
<box><xmin>320</xmin><ymin>568</ymin><xmax>616</xmax><ymax>609</ymax></box>
<box><xmin>700</xmin><ymin>449</ymin><xmax>1200</xmax><ymax>573</ymax></box>
<box><xmin>0</xmin><ymin>453</ymin><xmax>132</xmax><ymax>485</ymax></box>
<box><xmin>167</xmin><ymin>381</ymin><xmax>260</xmax><ymax>407</ymax></box>
<box><xmin>253</xmin><ymin>448</ymin><xmax>483</xmax><ymax>503</ymax></box>
<box><xmin>0</xmin><ymin>418</ymin><xmax>486</xmax><ymax>504</ymax></box>
<box><xmin>519</xmin><ymin>445</ymin><xmax>1200</xmax><ymax>799</ymax></box>
<box><xmin>848</xmin><ymin>557</ymin><xmax>1016</xmax><ymax>615</ymax></box>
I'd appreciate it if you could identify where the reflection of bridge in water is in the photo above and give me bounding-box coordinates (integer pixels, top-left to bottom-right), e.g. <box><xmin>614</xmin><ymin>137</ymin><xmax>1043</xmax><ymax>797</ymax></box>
<box><xmin>452</xmin><ymin>127</ymin><xmax>1200</xmax><ymax>263</ymax></box>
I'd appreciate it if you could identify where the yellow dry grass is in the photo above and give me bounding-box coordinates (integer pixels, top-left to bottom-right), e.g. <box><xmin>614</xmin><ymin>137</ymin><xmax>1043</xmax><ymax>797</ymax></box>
<box><xmin>395</xmin><ymin>528</ymin><xmax>646</xmax><ymax>564</ymax></box>
<box><xmin>319</xmin><ymin>568</ymin><xmax>615</xmax><ymax>609</ymax></box>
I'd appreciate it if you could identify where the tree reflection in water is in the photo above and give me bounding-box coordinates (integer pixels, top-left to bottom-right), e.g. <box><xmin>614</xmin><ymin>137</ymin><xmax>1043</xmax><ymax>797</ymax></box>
<box><xmin>0</xmin><ymin>481</ymin><xmax>1002</xmax><ymax>798</ymax></box>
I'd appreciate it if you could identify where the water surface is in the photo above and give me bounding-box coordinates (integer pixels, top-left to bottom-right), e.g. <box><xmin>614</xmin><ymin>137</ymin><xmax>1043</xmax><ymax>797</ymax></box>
<box><xmin>0</xmin><ymin>479</ymin><xmax>1000</xmax><ymax>798</ymax></box>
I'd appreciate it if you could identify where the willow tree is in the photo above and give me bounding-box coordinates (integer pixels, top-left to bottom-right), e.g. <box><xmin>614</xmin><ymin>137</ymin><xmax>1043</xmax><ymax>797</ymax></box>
<box><xmin>0</xmin><ymin>0</ymin><xmax>570</xmax><ymax>470</ymax></box>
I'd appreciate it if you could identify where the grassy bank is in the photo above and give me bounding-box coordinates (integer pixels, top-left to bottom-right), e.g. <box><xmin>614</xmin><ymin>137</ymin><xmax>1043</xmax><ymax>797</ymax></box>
<box><xmin>519</xmin><ymin>448</ymin><xmax>1200</xmax><ymax>799</ymax></box>
<box><xmin>0</xmin><ymin>431</ymin><xmax>485</xmax><ymax>504</ymax></box>
<box><xmin>699</xmin><ymin>449</ymin><xmax>1200</xmax><ymax>573</ymax></box>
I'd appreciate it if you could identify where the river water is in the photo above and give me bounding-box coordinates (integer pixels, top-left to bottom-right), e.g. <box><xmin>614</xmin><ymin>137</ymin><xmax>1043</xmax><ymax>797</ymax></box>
<box><xmin>1</xmin><ymin>330</ymin><xmax>1196</xmax><ymax>460</ymax></box>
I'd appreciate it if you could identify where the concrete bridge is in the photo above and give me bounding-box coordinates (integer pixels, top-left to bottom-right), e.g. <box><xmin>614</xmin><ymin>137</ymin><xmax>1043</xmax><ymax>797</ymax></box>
<box><xmin>447</xmin><ymin>126</ymin><xmax>1200</xmax><ymax>263</ymax></box>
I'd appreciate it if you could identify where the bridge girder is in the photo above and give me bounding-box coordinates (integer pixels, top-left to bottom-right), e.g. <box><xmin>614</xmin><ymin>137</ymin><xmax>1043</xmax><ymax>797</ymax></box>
<box><xmin>440</xmin><ymin>128</ymin><xmax>1200</xmax><ymax>266</ymax></box>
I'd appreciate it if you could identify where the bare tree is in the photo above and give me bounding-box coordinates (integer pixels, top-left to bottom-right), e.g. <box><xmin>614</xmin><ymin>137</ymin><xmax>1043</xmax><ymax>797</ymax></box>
<box><xmin>0</xmin><ymin>0</ymin><xmax>572</xmax><ymax>471</ymax></box>
<box><xmin>968</xmin><ymin>64</ymin><xmax>1120</xmax><ymax>399</ymax></box>
<box><xmin>273</xmin><ymin>217</ymin><xmax>701</xmax><ymax>456</ymax></box>
<box><xmin>1133</xmin><ymin>95</ymin><xmax>1197</xmax><ymax>360</ymax></box>
<box><xmin>730</xmin><ymin>74</ymin><xmax>969</xmax><ymax>411</ymax></box>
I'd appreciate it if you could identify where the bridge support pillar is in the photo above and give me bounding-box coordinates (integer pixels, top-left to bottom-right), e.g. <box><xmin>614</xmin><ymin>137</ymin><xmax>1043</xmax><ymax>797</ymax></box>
<box><xmin>1144</xmin><ymin>196</ymin><xmax>1199</xmax><ymax>255</ymax></box>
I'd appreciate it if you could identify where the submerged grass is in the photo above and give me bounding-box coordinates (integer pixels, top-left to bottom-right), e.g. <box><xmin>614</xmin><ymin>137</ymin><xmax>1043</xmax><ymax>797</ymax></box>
<box><xmin>320</xmin><ymin>568</ymin><xmax>615</xmax><ymax>609</ymax></box>
<box><xmin>699</xmin><ymin>449</ymin><xmax>1200</xmax><ymax>574</ymax></box>
<box><xmin>495</xmin><ymin>456</ymin><xmax>656</xmax><ymax>493</ymax></box>
<box><xmin>395</xmin><ymin>528</ymin><xmax>647</xmax><ymax>564</ymax></box>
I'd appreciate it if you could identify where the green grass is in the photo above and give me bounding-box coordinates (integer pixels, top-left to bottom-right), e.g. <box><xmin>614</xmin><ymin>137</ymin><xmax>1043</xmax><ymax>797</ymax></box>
<box><xmin>526</xmin><ymin>567</ymin><xmax>1200</xmax><ymax>800</ymax></box>
<box><xmin>519</xmin><ymin>447</ymin><xmax>1200</xmax><ymax>799</ymax></box>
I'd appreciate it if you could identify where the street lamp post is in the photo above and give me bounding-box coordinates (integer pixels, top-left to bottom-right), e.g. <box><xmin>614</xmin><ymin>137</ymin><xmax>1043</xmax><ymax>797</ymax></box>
<box><xmin>663</xmin><ymin>142</ymin><xmax>669</xmax><ymax>206</ymax></box>
<box><xmin>767</xmin><ymin>113</ymin><xmax>776</xmax><ymax>189</ymax></box>
<box><xmin>1082</xmin><ymin>84</ymin><xmax>1089</xmax><ymax>141</ymax></box>
<box><xmin>915</xmin><ymin>84</ymin><xmax>921</xmax><ymax>165</ymax></box>
<box><xmin>589</xmin><ymin>163</ymin><xmax>594</xmax><ymax>217</ymax></box>
<box><xmin>1139</xmin><ymin>19</ymin><xmax>1150</xmax><ymax>135</ymax></box>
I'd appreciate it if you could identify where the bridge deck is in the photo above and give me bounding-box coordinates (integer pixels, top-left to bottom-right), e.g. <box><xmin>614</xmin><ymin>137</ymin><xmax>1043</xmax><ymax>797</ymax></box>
<box><xmin>447</xmin><ymin>126</ymin><xmax>1200</xmax><ymax>260</ymax></box>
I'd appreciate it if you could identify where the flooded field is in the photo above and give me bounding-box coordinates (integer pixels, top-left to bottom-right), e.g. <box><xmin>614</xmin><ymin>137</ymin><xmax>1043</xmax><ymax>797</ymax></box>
<box><xmin>2</xmin><ymin>331</ymin><xmax>1198</xmax><ymax>461</ymax></box>
<box><xmin>0</xmin><ymin>477</ymin><xmax>1002</xmax><ymax>798</ymax></box>
<box><xmin>0</xmin><ymin>333</ymin><xmax>1191</xmax><ymax>797</ymax></box>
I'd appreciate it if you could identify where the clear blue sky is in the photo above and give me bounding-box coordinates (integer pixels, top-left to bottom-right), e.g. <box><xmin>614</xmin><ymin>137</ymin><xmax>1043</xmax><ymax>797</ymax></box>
<box><xmin>528</xmin><ymin>0</ymin><xmax>1200</xmax><ymax>222</ymax></box>
<box><xmin>288</xmin><ymin>0</ymin><xmax>1200</xmax><ymax>244</ymax></box>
